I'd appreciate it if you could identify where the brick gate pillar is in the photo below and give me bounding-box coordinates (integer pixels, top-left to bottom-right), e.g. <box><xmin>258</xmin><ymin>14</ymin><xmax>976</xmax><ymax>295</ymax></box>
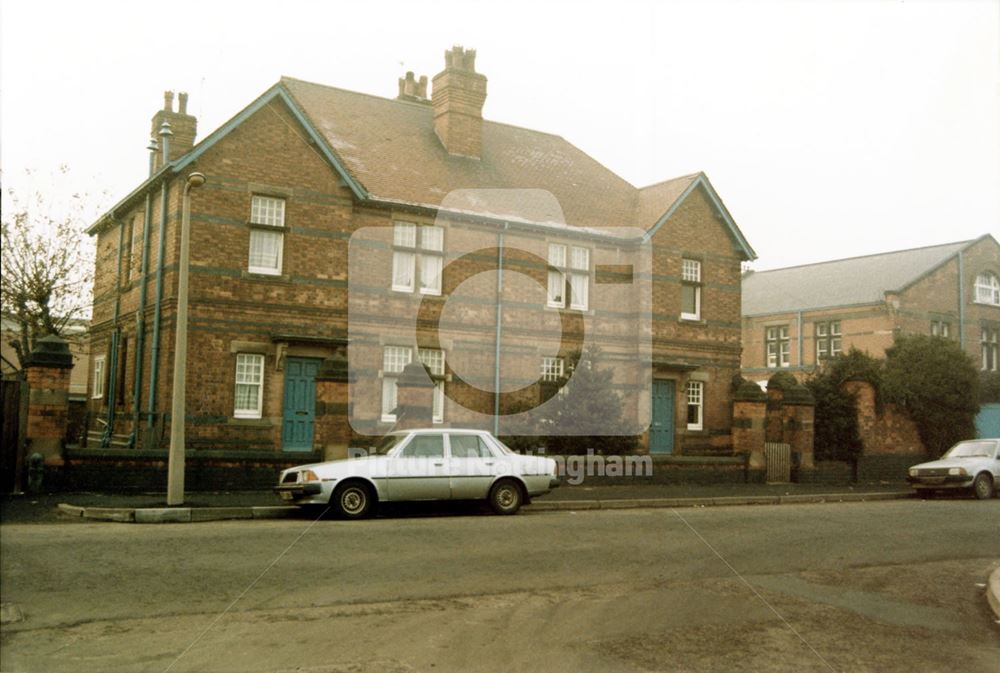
<box><xmin>392</xmin><ymin>361</ymin><xmax>435</xmax><ymax>431</ymax></box>
<box><xmin>732</xmin><ymin>381</ymin><xmax>766</xmax><ymax>482</ymax></box>
<box><xmin>783</xmin><ymin>384</ymin><xmax>816</xmax><ymax>481</ymax></box>
<box><xmin>315</xmin><ymin>352</ymin><xmax>352</xmax><ymax>461</ymax></box>
<box><xmin>765</xmin><ymin>384</ymin><xmax>785</xmax><ymax>443</ymax></box>
<box><xmin>24</xmin><ymin>334</ymin><xmax>74</xmax><ymax>466</ymax></box>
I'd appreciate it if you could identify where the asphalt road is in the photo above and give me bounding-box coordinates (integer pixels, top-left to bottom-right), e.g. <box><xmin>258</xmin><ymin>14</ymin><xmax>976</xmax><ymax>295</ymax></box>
<box><xmin>1</xmin><ymin>499</ymin><xmax>998</xmax><ymax>673</ymax></box>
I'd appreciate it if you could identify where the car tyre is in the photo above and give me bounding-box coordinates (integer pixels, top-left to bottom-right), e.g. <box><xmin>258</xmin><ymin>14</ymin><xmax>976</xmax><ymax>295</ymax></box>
<box><xmin>972</xmin><ymin>473</ymin><xmax>994</xmax><ymax>500</ymax></box>
<box><xmin>489</xmin><ymin>479</ymin><xmax>524</xmax><ymax>515</ymax></box>
<box><xmin>332</xmin><ymin>481</ymin><xmax>374</xmax><ymax>519</ymax></box>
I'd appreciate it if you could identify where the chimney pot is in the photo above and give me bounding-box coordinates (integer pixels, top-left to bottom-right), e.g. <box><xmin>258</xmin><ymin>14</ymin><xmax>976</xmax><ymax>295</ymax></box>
<box><xmin>397</xmin><ymin>70</ymin><xmax>430</xmax><ymax>103</ymax></box>
<box><xmin>150</xmin><ymin>90</ymin><xmax>198</xmax><ymax>166</ymax></box>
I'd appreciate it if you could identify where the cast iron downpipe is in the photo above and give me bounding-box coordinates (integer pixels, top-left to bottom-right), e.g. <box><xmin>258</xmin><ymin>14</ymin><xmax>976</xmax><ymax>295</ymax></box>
<box><xmin>958</xmin><ymin>250</ymin><xmax>966</xmax><ymax>351</ymax></box>
<box><xmin>101</xmin><ymin>217</ymin><xmax>126</xmax><ymax>446</ymax></box>
<box><xmin>128</xmin><ymin>190</ymin><xmax>154</xmax><ymax>447</ymax></box>
<box><xmin>147</xmin><ymin>180</ymin><xmax>170</xmax><ymax>436</ymax></box>
<box><xmin>493</xmin><ymin>223</ymin><xmax>508</xmax><ymax>436</ymax></box>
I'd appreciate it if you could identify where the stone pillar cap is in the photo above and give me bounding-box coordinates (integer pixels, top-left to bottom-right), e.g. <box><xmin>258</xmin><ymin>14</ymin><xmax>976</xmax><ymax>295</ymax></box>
<box><xmin>26</xmin><ymin>333</ymin><xmax>73</xmax><ymax>368</ymax></box>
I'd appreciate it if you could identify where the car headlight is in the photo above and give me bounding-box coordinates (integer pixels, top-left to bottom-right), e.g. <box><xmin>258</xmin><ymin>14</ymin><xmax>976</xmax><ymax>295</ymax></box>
<box><xmin>947</xmin><ymin>467</ymin><xmax>967</xmax><ymax>477</ymax></box>
<box><xmin>908</xmin><ymin>468</ymin><xmax>918</xmax><ymax>477</ymax></box>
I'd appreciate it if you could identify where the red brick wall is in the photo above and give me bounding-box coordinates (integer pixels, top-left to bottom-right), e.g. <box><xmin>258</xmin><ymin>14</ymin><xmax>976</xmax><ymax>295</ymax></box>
<box><xmin>87</xmin><ymin>98</ymin><xmax>750</xmax><ymax>456</ymax></box>
<box><xmin>843</xmin><ymin>380</ymin><xmax>924</xmax><ymax>456</ymax></box>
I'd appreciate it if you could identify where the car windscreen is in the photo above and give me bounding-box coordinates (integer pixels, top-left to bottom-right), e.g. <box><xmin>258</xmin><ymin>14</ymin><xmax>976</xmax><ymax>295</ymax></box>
<box><xmin>372</xmin><ymin>434</ymin><xmax>406</xmax><ymax>455</ymax></box>
<box><xmin>944</xmin><ymin>440</ymin><xmax>997</xmax><ymax>458</ymax></box>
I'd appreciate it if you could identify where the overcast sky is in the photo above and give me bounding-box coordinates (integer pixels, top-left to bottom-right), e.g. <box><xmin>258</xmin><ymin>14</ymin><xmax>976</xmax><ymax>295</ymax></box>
<box><xmin>1</xmin><ymin>0</ymin><xmax>997</xmax><ymax>270</ymax></box>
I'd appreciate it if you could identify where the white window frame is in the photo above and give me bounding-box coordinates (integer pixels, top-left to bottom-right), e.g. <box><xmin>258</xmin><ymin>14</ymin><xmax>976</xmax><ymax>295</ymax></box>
<box><xmin>419</xmin><ymin>347</ymin><xmax>446</xmax><ymax>423</ymax></box>
<box><xmin>686</xmin><ymin>380</ymin><xmax>704</xmax><ymax>431</ymax></box>
<box><xmin>931</xmin><ymin>320</ymin><xmax>950</xmax><ymax>338</ymax></box>
<box><xmin>547</xmin><ymin>243</ymin><xmax>589</xmax><ymax>310</ymax></box>
<box><xmin>815</xmin><ymin>320</ymin><xmax>842</xmax><ymax>359</ymax></box>
<box><xmin>974</xmin><ymin>272</ymin><xmax>1000</xmax><ymax>306</ymax></box>
<box><xmin>391</xmin><ymin>222</ymin><xmax>443</xmax><ymax>296</ymax></box>
<box><xmin>92</xmin><ymin>354</ymin><xmax>106</xmax><ymax>399</ymax></box>
<box><xmin>234</xmin><ymin>353</ymin><xmax>265</xmax><ymax>419</ymax></box>
<box><xmin>547</xmin><ymin>244</ymin><xmax>566</xmax><ymax>308</ymax></box>
<box><xmin>541</xmin><ymin>356</ymin><xmax>565</xmax><ymax>382</ymax></box>
<box><xmin>248</xmin><ymin>195</ymin><xmax>286</xmax><ymax>276</ymax></box>
<box><xmin>380</xmin><ymin>346</ymin><xmax>412</xmax><ymax>422</ymax></box>
<box><xmin>983</xmin><ymin>328</ymin><xmax>999</xmax><ymax>372</ymax></box>
<box><xmin>766</xmin><ymin>325</ymin><xmax>790</xmax><ymax>368</ymax></box>
<box><xmin>680</xmin><ymin>258</ymin><xmax>702</xmax><ymax>321</ymax></box>
<box><xmin>381</xmin><ymin>345</ymin><xmax>445</xmax><ymax>423</ymax></box>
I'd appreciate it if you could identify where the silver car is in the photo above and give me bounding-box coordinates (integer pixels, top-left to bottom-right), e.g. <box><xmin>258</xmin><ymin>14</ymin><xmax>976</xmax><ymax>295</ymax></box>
<box><xmin>907</xmin><ymin>438</ymin><xmax>1000</xmax><ymax>499</ymax></box>
<box><xmin>274</xmin><ymin>428</ymin><xmax>559</xmax><ymax>518</ymax></box>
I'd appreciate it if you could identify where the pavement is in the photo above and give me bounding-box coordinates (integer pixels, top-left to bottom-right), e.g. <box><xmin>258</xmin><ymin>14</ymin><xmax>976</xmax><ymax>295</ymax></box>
<box><xmin>2</xmin><ymin>481</ymin><xmax>918</xmax><ymax>526</ymax></box>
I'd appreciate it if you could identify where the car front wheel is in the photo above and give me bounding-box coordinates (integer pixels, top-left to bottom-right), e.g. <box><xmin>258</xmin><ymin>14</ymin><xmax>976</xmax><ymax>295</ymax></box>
<box><xmin>489</xmin><ymin>479</ymin><xmax>524</xmax><ymax>515</ymax></box>
<box><xmin>332</xmin><ymin>481</ymin><xmax>374</xmax><ymax>519</ymax></box>
<box><xmin>972</xmin><ymin>473</ymin><xmax>994</xmax><ymax>500</ymax></box>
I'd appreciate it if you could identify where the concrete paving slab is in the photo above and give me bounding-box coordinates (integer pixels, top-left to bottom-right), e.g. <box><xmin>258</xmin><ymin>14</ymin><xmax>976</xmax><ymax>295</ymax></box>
<box><xmin>134</xmin><ymin>508</ymin><xmax>192</xmax><ymax>523</ymax></box>
<box><xmin>81</xmin><ymin>507</ymin><xmax>135</xmax><ymax>522</ymax></box>
<box><xmin>190</xmin><ymin>507</ymin><xmax>254</xmax><ymax>522</ymax></box>
<box><xmin>56</xmin><ymin>504</ymin><xmax>84</xmax><ymax>517</ymax></box>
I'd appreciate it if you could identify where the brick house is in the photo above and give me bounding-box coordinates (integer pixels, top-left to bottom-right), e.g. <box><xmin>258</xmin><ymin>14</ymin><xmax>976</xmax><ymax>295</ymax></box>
<box><xmin>84</xmin><ymin>47</ymin><xmax>755</xmax><ymax>475</ymax></box>
<box><xmin>741</xmin><ymin>235</ymin><xmax>1000</xmax><ymax>382</ymax></box>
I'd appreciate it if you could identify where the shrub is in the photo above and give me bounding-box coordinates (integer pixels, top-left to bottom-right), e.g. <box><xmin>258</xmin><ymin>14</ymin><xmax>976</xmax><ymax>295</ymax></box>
<box><xmin>980</xmin><ymin>371</ymin><xmax>1000</xmax><ymax>404</ymax></box>
<box><xmin>805</xmin><ymin>348</ymin><xmax>880</xmax><ymax>462</ymax></box>
<box><xmin>536</xmin><ymin>343</ymin><xmax>639</xmax><ymax>455</ymax></box>
<box><xmin>883</xmin><ymin>335</ymin><xmax>980</xmax><ymax>457</ymax></box>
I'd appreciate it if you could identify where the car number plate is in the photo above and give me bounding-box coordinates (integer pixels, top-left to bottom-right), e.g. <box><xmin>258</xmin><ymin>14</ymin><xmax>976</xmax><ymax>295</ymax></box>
<box><xmin>280</xmin><ymin>491</ymin><xmax>293</xmax><ymax>501</ymax></box>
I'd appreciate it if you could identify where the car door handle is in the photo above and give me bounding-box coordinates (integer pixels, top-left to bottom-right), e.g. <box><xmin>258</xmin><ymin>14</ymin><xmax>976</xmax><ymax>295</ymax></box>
<box><xmin>433</xmin><ymin>462</ymin><xmax>444</xmax><ymax>467</ymax></box>
<box><xmin>483</xmin><ymin>461</ymin><xmax>494</xmax><ymax>466</ymax></box>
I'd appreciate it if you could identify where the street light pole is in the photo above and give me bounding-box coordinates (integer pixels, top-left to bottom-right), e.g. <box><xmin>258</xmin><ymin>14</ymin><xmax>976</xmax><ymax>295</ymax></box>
<box><xmin>167</xmin><ymin>172</ymin><xmax>205</xmax><ymax>506</ymax></box>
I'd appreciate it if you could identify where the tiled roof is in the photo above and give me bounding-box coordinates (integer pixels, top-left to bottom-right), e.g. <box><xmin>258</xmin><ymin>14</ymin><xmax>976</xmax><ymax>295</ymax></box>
<box><xmin>741</xmin><ymin>240</ymin><xmax>973</xmax><ymax>315</ymax></box>
<box><xmin>90</xmin><ymin>75</ymin><xmax>754</xmax><ymax>259</ymax></box>
<box><xmin>282</xmin><ymin>77</ymin><xmax>704</xmax><ymax>233</ymax></box>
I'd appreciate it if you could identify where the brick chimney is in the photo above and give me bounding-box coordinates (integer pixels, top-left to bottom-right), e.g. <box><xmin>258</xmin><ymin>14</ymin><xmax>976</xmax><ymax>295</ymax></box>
<box><xmin>397</xmin><ymin>71</ymin><xmax>429</xmax><ymax>103</ymax></box>
<box><xmin>150</xmin><ymin>90</ymin><xmax>197</xmax><ymax>170</ymax></box>
<box><xmin>431</xmin><ymin>46</ymin><xmax>487</xmax><ymax>159</ymax></box>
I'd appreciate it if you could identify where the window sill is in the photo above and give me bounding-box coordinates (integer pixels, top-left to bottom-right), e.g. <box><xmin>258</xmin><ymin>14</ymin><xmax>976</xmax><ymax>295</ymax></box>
<box><xmin>545</xmin><ymin>304</ymin><xmax>591</xmax><ymax>315</ymax></box>
<box><xmin>228</xmin><ymin>417</ymin><xmax>272</xmax><ymax>427</ymax></box>
<box><xmin>679</xmin><ymin>317</ymin><xmax>706</xmax><ymax>326</ymax></box>
<box><xmin>242</xmin><ymin>270</ymin><xmax>290</xmax><ymax>282</ymax></box>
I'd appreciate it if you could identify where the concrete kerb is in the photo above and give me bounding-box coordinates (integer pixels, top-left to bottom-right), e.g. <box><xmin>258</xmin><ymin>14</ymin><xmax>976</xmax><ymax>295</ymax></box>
<box><xmin>58</xmin><ymin>491</ymin><xmax>914</xmax><ymax>523</ymax></box>
<box><xmin>988</xmin><ymin>566</ymin><xmax>1000</xmax><ymax>622</ymax></box>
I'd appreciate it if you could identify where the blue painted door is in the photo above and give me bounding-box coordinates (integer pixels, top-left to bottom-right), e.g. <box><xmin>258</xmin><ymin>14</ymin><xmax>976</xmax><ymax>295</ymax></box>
<box><xmin>650</xmin><ymin>380</ymin><xmax>675</xmax><ymax>454</ymax></box>
<box><xmin>282</xmin><ymin>358</ymin><xmax>320</xmax><ymax>452</ymax></box>
<box><xmin>976</xmin><ymin>403</ymin><xmax>1000</xmax><ymax>438</ymax></box>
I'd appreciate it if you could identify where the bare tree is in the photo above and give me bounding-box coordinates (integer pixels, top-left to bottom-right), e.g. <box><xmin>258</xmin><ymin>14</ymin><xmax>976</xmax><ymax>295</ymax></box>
<box><xmin>1</xmin><ymin>167</ymin><xmax>97</xmax><ymax>367</ymax></box>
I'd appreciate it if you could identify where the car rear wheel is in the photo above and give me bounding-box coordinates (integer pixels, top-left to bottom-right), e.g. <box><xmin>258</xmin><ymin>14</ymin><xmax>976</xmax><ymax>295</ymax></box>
<box><xmin>332</xmin><ymin>481</ymin><xmax>374</xmax><ymax>519</ymax></box>
<box><xmin>972</xmin><ymin>473</ymin><xmax>994</xmax><ymax>500</ymax></box>
<box><xmin>489</xmin><ymin>479</ymin><xmax>524</xmax><ymax>515</ymax></box>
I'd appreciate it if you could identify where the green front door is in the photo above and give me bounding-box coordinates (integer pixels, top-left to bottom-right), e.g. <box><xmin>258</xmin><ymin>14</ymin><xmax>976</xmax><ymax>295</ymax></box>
<box><xmin>282</xmin><ymin>358</ymin><xmax>320</xmax><ymax>452</ymax></box>
<box><xmin>650</xmin><ymin>380</ymin><xmax>675</xmax><ymax>454</ymax></box>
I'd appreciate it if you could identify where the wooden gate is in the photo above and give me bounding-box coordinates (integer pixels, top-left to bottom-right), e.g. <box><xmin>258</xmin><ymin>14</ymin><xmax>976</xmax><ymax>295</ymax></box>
<box><xmin>765</xmin><ymin>442</ymin><xmax>791</xmax><ymax>483</ymax></box>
